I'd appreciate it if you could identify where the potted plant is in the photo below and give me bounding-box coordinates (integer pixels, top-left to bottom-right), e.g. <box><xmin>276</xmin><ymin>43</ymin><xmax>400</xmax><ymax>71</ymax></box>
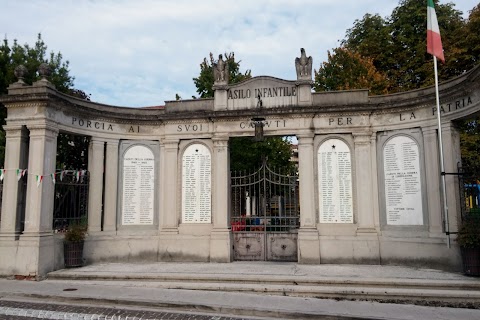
<box><xmin>457</xmin><ymin>209</ymin><xmax>480</xmax><ymax>276</ymax></box>
<box><xmin>64</xmin><ymin>222</ymin><xmax>87</xmax><ymax>268</ymax></box>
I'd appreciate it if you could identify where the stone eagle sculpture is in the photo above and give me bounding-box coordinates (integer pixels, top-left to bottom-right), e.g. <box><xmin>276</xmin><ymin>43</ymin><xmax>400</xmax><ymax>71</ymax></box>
<box><xmin>213</xmin><ymin>54</ymin><xmax>229</xmax><ymax>85</ymax></box>
<box><xmin>295</xmin><ymin>48</ymin><xmax>313</xmax><ymax>80</ymax></box>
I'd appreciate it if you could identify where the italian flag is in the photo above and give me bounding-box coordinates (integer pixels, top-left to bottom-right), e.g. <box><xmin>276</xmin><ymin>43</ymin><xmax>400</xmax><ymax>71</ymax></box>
<box><xmin>427</xmin><ymin>0</ymin><xmax>445</xmax><ymax>62</ymax></box>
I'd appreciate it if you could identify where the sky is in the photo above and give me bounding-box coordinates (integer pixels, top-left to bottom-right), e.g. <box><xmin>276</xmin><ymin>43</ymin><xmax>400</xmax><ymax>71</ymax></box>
<box><xmin>0</xmin><ymin>0</ymin><xmax>477</xmax><ymax>108</ymax></box>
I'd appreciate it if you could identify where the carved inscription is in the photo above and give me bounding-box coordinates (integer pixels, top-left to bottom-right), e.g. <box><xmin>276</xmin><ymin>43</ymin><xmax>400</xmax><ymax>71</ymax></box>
<box><xmin>182</xmin><ymin>144</ymin><xmax>211</xmax><ymax>223</ymax></box>
<box><xmin>318</xmin><ymin>139</ymin><xmax>353</xmax><ymax>223</ymax></box>
<box><xmin>228</xmin><ymin>87</ymin><xmax>296</xmax><ymax>100</ymax></box>
<box><xmin>122</xmin><ymin>145</ymin><xmax>155</xmax><ymax>225</ymax></box>
<box><xmin>72</xmin><ymin>117</ymin><xmax>114</xmax><ymax>131</ymax></box>
<box><xmin>383</xmin><ymin>136</ymin><xmax>423</xmax><ymax>225</ymax></box>
<box><xmin>432</xmin><ymin>96</ymin><xmax>473</xmax><ymax>115</ymax></box>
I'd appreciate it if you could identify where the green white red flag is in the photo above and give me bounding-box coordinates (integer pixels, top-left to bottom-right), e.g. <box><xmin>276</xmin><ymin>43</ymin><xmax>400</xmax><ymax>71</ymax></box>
<box><xmin>427</xmin><ymin>0</ymin><xmax>444</xmax><ymax>62</ymax></box>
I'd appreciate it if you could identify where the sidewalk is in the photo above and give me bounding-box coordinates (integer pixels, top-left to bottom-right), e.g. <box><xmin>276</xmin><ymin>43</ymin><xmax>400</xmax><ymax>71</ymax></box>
<box><xmin>1</xmin><ymin>262</ymin><xmax>480</xmax><ymax>319</ymax></box>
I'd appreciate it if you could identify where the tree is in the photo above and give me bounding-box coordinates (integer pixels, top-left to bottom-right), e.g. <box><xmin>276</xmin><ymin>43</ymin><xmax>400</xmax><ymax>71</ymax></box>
<box><xmin>342</xmin><ymin>14</ymin><xmax>393</xmax><ymax>77</ymax></box>
<box><xmin>456</xmin><ymin>4</ymin><xmax>480</xmax><ymax>71</ymax></box>
<box><xmin>0</xmin><ymin>34</ymin><xmax>89</xmax><ymax>167</ymax></box>
<box><xmin>340</xmin><ymin>0</ymin><xmax>468</xmax><ymax>92</ymax></box>
<box><xmin>314</xmin><ymin>47</ymin><xmax>389</xmax><ymax>95</ymax></box>
<box><xmin>193</xmin><ymin>52</ymin><xmax>252</xmax><ymax>98</ymax></box>
<box><xmin>230</xmin><ymin>137</ymin><xmax>295</xmax><ymax>173</ymax></box>
<box><xmin>458</xmin><ymin>117</ymin><xmax>480</xmax><ymax>174</ymax></box>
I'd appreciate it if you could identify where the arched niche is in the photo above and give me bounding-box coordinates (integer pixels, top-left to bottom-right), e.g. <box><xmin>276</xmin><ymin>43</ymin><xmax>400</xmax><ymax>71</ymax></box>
<box><xmin>120</xmin><ymin>144</ymin><xmax>156</xmax><ymax>226</ymax></box>
<box><xmin>382</xmin><ymin>135</ymin><xmax>423</xmax><ymax>226</ymax></box>
<box><xmin>181</xmin><ymin>143</ymin><xmax>212</xmax><ymax>223</ymax></box>
<box><xmin>317</xmin><ymin>138</ymin><xmax>353</xmax><ymax>223</ymax></box>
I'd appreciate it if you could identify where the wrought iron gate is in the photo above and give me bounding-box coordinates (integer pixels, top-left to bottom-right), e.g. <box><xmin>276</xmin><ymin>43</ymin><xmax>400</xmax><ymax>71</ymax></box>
<box><xmin>231</xmin><ymin>161</ymin><xmax>299</xmax><ymax>261</ymax></box>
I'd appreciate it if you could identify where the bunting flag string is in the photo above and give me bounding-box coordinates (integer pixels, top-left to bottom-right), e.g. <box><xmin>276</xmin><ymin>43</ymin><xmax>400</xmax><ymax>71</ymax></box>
<box><xmin>35</xmin><ymin>175</ymin><xmax>43</xmax><ymax>187</ymax></box>
<box><xmin>0</xmin><ymin>168</ymin><xmax>87</xmax><ymax>186</ymax></box>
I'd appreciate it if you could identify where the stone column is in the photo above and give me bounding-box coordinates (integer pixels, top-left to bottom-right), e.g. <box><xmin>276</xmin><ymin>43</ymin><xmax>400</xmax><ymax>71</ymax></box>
<box><xmin>353</xmin><ymin>133</ymin><xmax>377</xmax><ymax>234</ymax></box>
<box><xmin>160</xmin><ymin>139</ymin><xmax>179</xmax><ymax>232</ymax></box>
<box><xmin>210</xmin><ymin>136</ymin><xmax>232</xmax><ymax>262</ymax></box>
<box><xmin>0</xmin><ymin>125</ymin><xmax>28</xmax><ymax>239</ymax></box>
<box><xmin>23</xmin><ymin>125</ymin><xmax>58</xmax><ymax>235</ymax></box>
<box><xmin>442</xmin><ymin>122</ymin><xmax>462</xmax><ymax>238</ymax></box>
<box><xmin>87</xmin><ymin>138</ymin><xmax>104</xmax><ymax>233</ymax></box>
<box><xmin>297</xmin><ymin>132</ymin><xmax>320</xmax><ymax>263</ymax></box>
<box><xmin>20</xmin><ymin>123</ymin><xmax>58</xmax><ymax>276</ymax></box>
<box><xmin>103</xmin><ymin>139</ymin><xmax>119</xmax><ymax>233</ymax></box>
<box><xmin>422</xmin><ymin>127</ymin><xmax>443</xmax><ymax>236</ymax></box>
<box><xmin>370</xmin><ymin>133</ymin><xmax>380</xmax><ymax>229</ymax></box>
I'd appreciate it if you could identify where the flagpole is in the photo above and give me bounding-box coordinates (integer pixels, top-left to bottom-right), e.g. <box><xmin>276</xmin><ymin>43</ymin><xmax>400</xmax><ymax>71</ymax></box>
<box><xmin>433</xmin><ymin>56</ymin><xmax>450</xmax><ymax>248</ymax></box>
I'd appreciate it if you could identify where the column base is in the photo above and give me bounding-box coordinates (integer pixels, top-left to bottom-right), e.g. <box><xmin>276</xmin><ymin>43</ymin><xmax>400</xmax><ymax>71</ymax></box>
<box><xmin>298</xmin><ymin>228</ymin><xmax>320</xmax><ymax>264</ymax></box>
<box><xmin>356</xmin><ymin>227</ymin><xmax>378</xmax><ymax>236</ymax></box>
<box><xmin>210</xmin><ymin>229</ymin><xmax>232</xmax><ymax>263</ymax></box>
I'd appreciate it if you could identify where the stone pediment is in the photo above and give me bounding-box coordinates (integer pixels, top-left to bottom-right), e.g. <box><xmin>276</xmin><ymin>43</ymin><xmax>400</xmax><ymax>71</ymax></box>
<box><xmin>225</xmin><ymin>76</ymin><xmax>299</xmax><ymax>110</ymax></box>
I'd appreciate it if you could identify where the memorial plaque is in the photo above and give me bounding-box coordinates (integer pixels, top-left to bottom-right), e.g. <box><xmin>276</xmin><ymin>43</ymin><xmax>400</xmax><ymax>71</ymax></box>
<box><xmin>383</xmin><ymin>136</ymin><xmax>423</xmax><ymax>225</ymax></box>
<box><xmin>182</xmin><ymin>144</ymin><xmax>212</xmax><ymax>223</ymax></box>
<box><xmin>121</xmin><ymin>145</ymin><xmax>155</xmax><ymax>225</ymax></box>
<box><xmin>318</xmin><ymin>139</ymin><xmax>353</xmax><ymax>223</ymax></box>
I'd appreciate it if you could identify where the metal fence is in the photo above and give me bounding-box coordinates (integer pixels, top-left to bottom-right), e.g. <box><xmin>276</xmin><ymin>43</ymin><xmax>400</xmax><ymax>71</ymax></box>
<box><xmin>53</xmin><ymin>171</ymin><xmax>89</xmax><ymax>232</ymax></box>
<box><xmin>458</xmin><ymin>166</ymin><xmax>480</xmax><ymax>218</ymax></box>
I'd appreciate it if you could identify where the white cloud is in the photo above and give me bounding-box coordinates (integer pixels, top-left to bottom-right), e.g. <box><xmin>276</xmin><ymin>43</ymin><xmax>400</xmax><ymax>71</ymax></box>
<box><xmin>0</xmin><ymin>0</ymin><xmax>477</xmax><ymax>107</ymax></box>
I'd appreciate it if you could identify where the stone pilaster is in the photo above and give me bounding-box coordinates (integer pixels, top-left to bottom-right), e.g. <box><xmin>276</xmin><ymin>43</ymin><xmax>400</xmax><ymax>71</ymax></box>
<box><xmin>210</xmin><ymin>136</ymin><xmax>232</xmax><ymax>262</ymax></box>
<box><xmin>0</xmin><ymin>125</ymin><xmax>28</xmax><ymax>239</ymax></box>
<box><xmin>353</xmin><ymin>133</ymin><xmax>376</xmax><ymax>234</ymax></box>
<box><xmin>422</xmin><ymin>127</ymin><xmax>443</xmax><ymax>236</ymax></box>
<box><xmin>441</xmin><ymin>122</ymin><xmax>462</xmax><ymax>237</ymax></box>
<box><xmin>370</xmin><ymin>133</ymin><xmax>380</xmax><ymax>230</ymax></box>
<box><xmin>213</xmin><ymin>85</ymin><xmax>228</xmax><ymax>111</ymax></box>
<box><xmin>103</xmin><ymin>139</ymin><xmax>119</xmax><ymax>233</ymax></box>
<box><xmin>160</xmin><ymin>139</ymin><xmax>179</xmax><ymax>233</ymax></box>
<box><xmin>296</xmin><ymin>80</ymin><xmax>313</xmax><ymax>106</ymax></box>
<box><xmin>87</xmin><ymin>138</ymin><xmax>104</xmax><ymax>233</ymax></box>
<box><xmin>20</xmin><ymin>123</ymin><xmax>58</xmax><ymax>276</ymax></box>
<box><xmin>297</xmin><ymin>132</ymin><xmax>320</xmax><ymax>263</ymax></box>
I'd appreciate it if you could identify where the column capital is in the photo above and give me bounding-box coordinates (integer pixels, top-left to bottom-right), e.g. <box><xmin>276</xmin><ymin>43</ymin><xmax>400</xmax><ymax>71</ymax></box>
<box><xmin>421</xmin><ymin>126</ymin><xmax>438</xmax><ymax>135</ymax></box>
<box><xmin>296</xmin><ymin>131</ymin><xmax>314</xmax><ymax>141</ymax></box>
<box><xmin>104</xmin><ymin>138</ymin><xmax>120</xmax><ymax>146</ymax></box>
<box><xmin>89</xmin><ymin>137</ymin><xmax>106</xmax><ymax>146</ymax></box>
<box><xmin>353</xmin><ymin>133</ymin><xmax>371</xmax><ymax>145</ymax></box>
<box><xmin>27</xmin><ymin>123</ymin><xmax>59</xmax><ymax>137</ymax></box>
<box><xmin>162</xmin><ymin>138</ymin><xmax>180</xmax><ymax>149</ymax></box>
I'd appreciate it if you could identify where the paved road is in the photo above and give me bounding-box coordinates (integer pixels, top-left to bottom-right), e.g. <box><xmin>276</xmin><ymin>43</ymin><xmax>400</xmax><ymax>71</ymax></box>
<box><xmin>0</xmin><ymin>299</ymin><xmax>266</xmax><ymax>320</ymax></box>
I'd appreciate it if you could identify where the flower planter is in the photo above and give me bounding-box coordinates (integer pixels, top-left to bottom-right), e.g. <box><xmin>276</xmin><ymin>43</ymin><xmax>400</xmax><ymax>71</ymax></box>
<box><xmin>461</xmin><ymin>247</ymin><xmax>480</xmax><ymax>277</ymax></box>
<box><xmin>64</xmin><ymin>241</ymin><xmax>84</xmax><ymax>268</ymax></box>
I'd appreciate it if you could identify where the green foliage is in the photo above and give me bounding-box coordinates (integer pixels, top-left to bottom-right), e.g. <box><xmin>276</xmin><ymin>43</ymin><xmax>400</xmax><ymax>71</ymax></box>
<box><xmin>56</xmin><ymin>133</ymin><xmax>90</xmax><ymax>170</ymax></box>
<box><xmin>230</xmin><ymin>137</ymin><xmax>295</xmax><ymax>173</ymax></box>
<box><xmin>0</xmin><ymin>34</ymin><xmax>74</xmax><ymax>92</ymax></box>
<box><xmin>338</xmin><ymin>0</ymin><xmax>472</xmax><ymax>93</ymax></box>
<box><xmin>457</xmin><ymin>212</ymin><xmax>480</xmax><ymax>248</ymax></box>
<box><xmin>193</xmin><ymin>52</ymin><xmax>252</xmax><ymax>98</ymax></box>
<box><xmin>64</xmin><ymin>221</ymin><xmax>87</xmax><ymax>242</ymax></box>
<box><xmin>0</xmin><ymin>34</ymin><xmax>89</xmax><ymax>167</ymax></box>
<box><xmin>458</xmin><ymin>118</ymin><xmax>480</xmax><ymax>173</ymax></box>
<box><xmin>314</xmin><ymin>47</ymin><xmax>389</xmax><ymax>94</ymax></box>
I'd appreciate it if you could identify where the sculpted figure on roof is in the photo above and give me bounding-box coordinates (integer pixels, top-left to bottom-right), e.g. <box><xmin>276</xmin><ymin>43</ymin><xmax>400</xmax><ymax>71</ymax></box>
<box><xmin>295</xmin><ymin>48</ymin><xmax>313</xmax><ymax>80</ymax></box>
<box><xmin>214</xmin><ymin>54</ymin><xmax>229</xmax><ymax>85</ymax></box>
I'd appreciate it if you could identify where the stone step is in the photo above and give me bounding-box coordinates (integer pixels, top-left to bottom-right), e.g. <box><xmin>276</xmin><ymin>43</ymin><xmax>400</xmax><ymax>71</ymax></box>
<box><xmin>47</xmin><ymin>271</ymin><xmax>480</xmax><ymax>304</ymax></box>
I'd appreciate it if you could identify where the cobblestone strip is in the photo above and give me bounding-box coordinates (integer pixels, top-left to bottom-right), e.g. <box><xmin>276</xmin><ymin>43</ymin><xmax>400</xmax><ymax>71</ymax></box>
<box><xmin>0</xmin><ymin>301</ymin><xmax>250</xmax><ymax>320</ymax></box>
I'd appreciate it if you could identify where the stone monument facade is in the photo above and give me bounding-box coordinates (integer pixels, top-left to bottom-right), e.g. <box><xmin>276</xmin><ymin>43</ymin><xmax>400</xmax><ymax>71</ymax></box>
<box><xmin>0</xmin><ymin>51</ymin><xmax>479</xmax><ymax>277</ymax></box>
